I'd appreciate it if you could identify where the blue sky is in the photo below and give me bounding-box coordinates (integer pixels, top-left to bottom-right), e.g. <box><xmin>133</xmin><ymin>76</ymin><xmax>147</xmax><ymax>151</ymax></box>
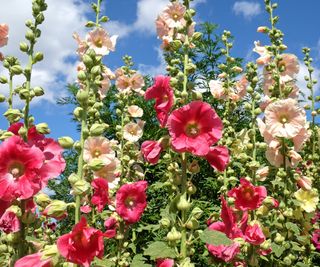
<box><xmin>0</xmin><ymin>0</ymin><xmax>319</xmax><ymax>140</ymax></box>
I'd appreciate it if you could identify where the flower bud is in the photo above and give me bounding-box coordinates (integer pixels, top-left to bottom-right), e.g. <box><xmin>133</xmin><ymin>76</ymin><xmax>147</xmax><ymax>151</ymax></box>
<box><xmin>88</xmin><ymin>158</ymin><xmax>105</xmax><ymax>171</ymax></box>
<box><xmin>89</xmin><ymin>123</ymin><xmax>108</xmax><ymax>136</ymax></box>
<box><xmin>76</xmin><ymin>89</ymin><xmax>89</xmax><ymax>104</ymax></box>
<box><xmin>186</xmin><ymin>218</ymin><xmax>199</xmax><ymax>230</ymax></box>
<box><xmin>35</xmin><ymin>192</ymin><xmax>51</xmax><ymax>207</ymax></box>
<box><xmin>3</xmin><ymin>109</ymin><xmax>23</xmax><ymax>123</ymax></box>
<box><xmin>160</xmin><ymin>218</ymin><xmax>171</xmax><ymax>228</ymax></box>
<box><xmin>72</xmin><ymin>180</ymin><xmax>90</xmax><ymax>195</ymax></box>
<box><xmin>11</xmin><ymin>65</ymin><xmax>23</xmax><ymax>75</ymax></box>
<box><xmin>167</xmin><ymin>227</ymin><xmax>181</xmax><ymax>241</ymax></box>
<box><xmin>177</xmin><ymin>194</ymin><xmax>191</xmax><ymax>211</ymax></box>
<box><xmin>33</xmin><ymin>86</ymin><xmax>44</xmax><ymax>96</ymax></box>
<box><xmin>34</xmin><ymin>52</ymin><xmax>44</xmax><ymax>63</ymax></box>
<box><xmin>68</xmin><ymin>173</ymin><xmax>80</xmax><ymax>185</ymax></box>
<box><xmin>20</xmin><ymin>42</ymin><xmax>29</xmax><ymax>52</ymax></box>
<box><xmin>36</xmin><ymin>123</ymin><xmax>50</xmax><ymax>134</ymax></box>
<box><xmin>0</xmin><ymin>76</ymin><xmax>8</xmax><ymax>84</ymax></box>
<box><xmin>25</xmin><ymin>30</ymin><xmax>35</xmax><ymax>41</ymax></box>
<box><xmin>58</xmin><ymin>136</ymin><xmax>74</xmax><ymax>149</ymax></box>
<box><xmin>43</xmin><ymin>200</ymin><xmax>67</xmax><ymax>218</ymax></box>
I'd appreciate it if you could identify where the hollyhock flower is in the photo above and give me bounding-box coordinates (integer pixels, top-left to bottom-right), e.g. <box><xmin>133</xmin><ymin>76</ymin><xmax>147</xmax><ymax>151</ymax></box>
<box><xmin>228</xmin><ymin>178</ymin><xmax>267</xmax><ymax>211</ymax></box>
<box><xmin>294</xmin><ymin>189</ymin><xmax>319</xmax><ymax>213</ymax></box>
<box><xmin>98</xmin><ymin>72</ymin><xmax>111</xmax><ymax>99</ymax></box>
<box><xmin>297</xmin><ymin>176</ymin><xmax>312</xmax><ymax>191</ymax></box>
<box><xmin>156</xmin><ymin>15</ymin><xmax>172</xmax><ymax>39</ymax></box>
<box><xmin>128</xmin><ymin>105</ymin><xmax>143</xmax><ymax>118</ymax></box>
<box><xmin>57</xmin><ymin>217</ymin><xmax>104</xmax><ymax>267</ymax></box>
<box><xmin>206</xmin><ymin>197</ymin><xmax>242</xmax><ymax>262</ymax></box>
<box><xmin>116</xmin><ymin>75</ymin><xmax>131</xmax><ymax>92</ymax></box>
<box><xmin>123</xmin><ymin>120</ymin><xmax>145</xmax><ymax>142</ymax></box>
<box><xmin>14</xmin><ymin>252</ymin><xmax>53</xmax><ymax>267</ymax></box>
<box><xmin>204</xmin><ymin>146</ymin><xmax>229</xmax><ymax>172</ymax></box>
<box><xmin>256</xmin><ymin>166</ymin><xmax>269</xmax><ymax>181</ymax></box>
<box><xmin>8</xmin><ymin>122</ymin><xmax>43</xmax><ymax>141</ymax></box>
<box><xmin>0</xmin><ymin>210</ymin><xmax>20</xmax><ymax>234</ymax></box>
<box><xmin>293</xmin><ymin>126</ymin><xmax>311</xmax><ymax>151</ymax></box>
<box><xmin>162</xmin><ymin>2</ymin><xmax>186</xmax><ymax>28</ymax></box>
<box><xmin>209</xmin><ymin>80</ymin><xmax>225</xmax><ymax>99</ymax></box>
<box><xmin>94</xmin><ymin>157</ymin><xmax>120</xmax><ymax>183</ymax></box>
<box><xmin>80</xmin><ymin>205</ymin><xmax>92</xmax><ymax>214</ymax></box>
<box><xmin>0</xmin><ymin>200</ymin><xmax>11</xmax><ymax>217</ymax></box>
<box><xmin>156</xmin><ymin>258</ymin><xmax>174</xmax><ymax>267</ymax></box>
<box><xmin>0</xmin><ymin>24</ymin><xmax>9</xmax><ymax>47</ymax></box>
<box><xmin>86</xmin><ymin>28</ymin><xmax>117</xmax><ymax>56</ymax></box>
<box><xmin>265</xmin><ymin>99</ymin><xmax>306</xmax><ymax>139</ymax></box>
<box><xmin>279</xmin><ymin>54</ymin><xmax>299</xmax><ymax>79</ymax></box>
<box><xmin>104</xmin><ymin>217</ymin><xmax>117</xmax><ymax>238</ymax></box>
<box><xmin>259</xmin><ymin>96</ymin><xmax>272</xmax><ymax>111</ymax></box>
<box><xmin>167</xmin><ymin>101</ymin><xmax>223</xmax><ymax>156</ymax></box>
<box><xmin>253</xmin><ymin>41</ymin><xmax>271</xmax><ymax>65</ymax></box>
<box><xmin>91</xmin><ymin>178</ymin><xmax>110</xmax><ymax>212</ymax></box>
<box><xmin>145</xmin><ymin>76</ymin><xmax>174</xmax><ymax>128</ymax></box>
<box><xmin>244</xmin><ymin>223</ymin><xmax>265</xmax><ymax>245</ymax></box>
<box><xmin>312</xmin><ymin>229</ymin><xmax>320</xmax><ymax>250</ymax></box>
<box><xmin>235</xmin><ymin>76</ymin><xmax>248</xmax><ymax>99</ymax></box>
<box><xmin>116</xmin><ymin>181</ymin><xmax>148</xmax><ymax>224</ymax></box>
<box><xmin>83</xmin><ymin>137</ymin><xmax>116</xmax><ymax>165</ymax></box>
<box><xmin>73</xmin><ymin>32</ymin><xmax>88</xmax><ymax>56</ymax></box>
<box><xmin>288</xmin><ymin>149</ymin><xmax>302</xmax><ymax>167</ymax></box>
<box><xmin>141</xmin><ymin>140</ymin><xmax>163</xmax><ymax>164</ymax></box>
<box><xmin>130</xmin><ymin>73</ymin><xmax>145</xmax><ymax>91</ymax></box>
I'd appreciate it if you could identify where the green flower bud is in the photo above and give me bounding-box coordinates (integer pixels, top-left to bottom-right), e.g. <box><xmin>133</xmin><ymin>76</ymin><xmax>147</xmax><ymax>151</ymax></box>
<box><xmin>76</xmin><ymin>89</ymin><xmax>89</xmax><ymax>104</ymax></box>
<box><xmin>44</xmin><ymin>200</ymin><xmax>67</xmax><ymax>218</ymax></box>
<box><xmin>11</xmin><ymin>65</ymin><xmax>23</xmax><ymax>75</ymax></box>
<box><xmin>0</xmin><ymin>76</ymin><xmax>8</xmax><ymax>84</ymax></box>
<box><xmin>171</xmin><ymin>40</ymin><xmax>182</xmax><ymax>50</ymax></box>
<box><xmin>0</xmin><ymin>131</ymin><xmax>14</xmax><ymax>141</ymax></box>
<box><xmin>0</xmin><ymin>94</ymin><xmax>6</xmax><ymax>102</ymax></box>
<box><xmin>33</xmin><ymin>86</ymin><xmax>44</xmax><ymax>96</ymax></box>
<box><xmin>177</xmin><ymin>194</ymin><xmax>191</xmax><ymax>211</ymax></box>
<box><xmin>68</xmin><ymin>173</ymin><xmax>80</xmax><ymax>185</ymax></box>
<box><xmin>186</xmin><ymin>218</ymin><xmax>199</xmax><ymax>230</ymax></box>
<box><xmin>36</xmin><ymin>13</ymin><xmax>45</xmax><ymax>24</ymax></box>
<box><xmin>19</xmin><ymin>89</ymin><xmax>30</xmax><ymax>99</ymax></box>
<box><xmin>73</xmin><ymin>107</ymin><xmax>84</xmax><ymax>119</ymax></box>
<box><xmin>20</xmin><ymin>42</ymin><xmax>29</xmax><ymax>52</ymax></box>
<box><xmin>82</xmin><ymin>54</ymin><xmax>93</xmax><ymax>68</ymax></box>
<box><xmin>77</xmin><ymin>70</ymin><xmax>86</xmax><ymax>81</ymax></box>
<box><xmin>35</xmin><ymin>192</ymin><xmax>51</xmax><ymax>207</ymax></box>
<box><xmin>192</xmin><ymin>32</ymin><xmax>202</xmax><ymax>40</ymax></box>
<box><xmin>91</xmin><ymin>65</ymin><xmax>101</xmax><ymax>75</ymax></box>
<box><xmin>160</xmin><ymin>218</ymin><xmax>171</xmax><ymax>228</ymax></box>
<box><xmin>25</xmin><ymin>30</ymin><xmax>35</xmax><ymax>41</ymax></box>
<box><xmin>88</xmin><ymin>158</ymin><xmax>105</xmax><ymax>171</ymax></box>
<box><xmin>34</xmin><ymin>52</ymin><xmax>44</xmax><ymax>63</ymax></box>
<box><xmin>274</xmin><ymin>233</ymin><xmax>285</xmax><ymax>244</ymax></box>
<box><xmin>167</xmin><ymin>227</ymin><xmax>181</xmax><ymax>241</ymax></box>
<box><xmin>58</xmin><ymin>136</ymin><xmax>74</xmax><ymax>149</ymax></box>
<box><xmin>72</xmin><ymin>180</ymin><xmax>90</xmax><ymax>195</ymax></box>
<box><xmin>89</xmin><ymin>123</ymin><xmax>108</xmax><ymax>136</ymax></box>
<box><xmin>36</xmin><ymin>123</ymin><xmax>50</xmax><ymax>134</ymax></box>
<box><xmin>3</xmin><ymin>109</ymin><xmax>23</xmax><ymax>123</ymax></box>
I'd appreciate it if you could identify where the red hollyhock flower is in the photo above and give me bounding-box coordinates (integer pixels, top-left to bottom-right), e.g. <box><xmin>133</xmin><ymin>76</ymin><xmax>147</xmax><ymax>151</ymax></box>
<box><xmin>116</xmin><ymin>181</ymin><xmax>148</xmax><ymax>224</ymax></box>
<box><xmin>91</xmin><ymin>178</ymin><xmax>110</xmax><ymax>212</ymax></box>
<box><xmin>227</xmin><ymin>178</ymin><xmax>267</xmax><ymax>211</ymax></box>
<box><xmin>14</xmin><ymin>252</ymin><xmax>53</xmax><ymax>267</ymax></box>
<box><xmin>204</xmin><ymin>146</ymin><xmax>229</xmax><ymax>172</ymax></box>
<box><xmin>156</xmin><ymin>258</ymin><xmax>174</xmax><ymax>267</ymax></box>
<box><xmin>244</xmin><ymin>224</ymin><xmax>265</xmax><ymax>245</ymax></box>
<box><xmin>8</xmin><ymin>122</ymin><xmax>43</xmax><ymax>141</ymax></box>
<box><xmin>312</xmin><ymin>229</ymin><xmax>320</xmax><ymax>251</ymax></box>
<box><xmin>145</xmin><ymin>76</ymin><xmax>174</xmax><ymax>127</ymax></box>
<box><xmin>57</xmin><ymin>217</ymin><xmax>104</xmax><ymax>267</ymax></box>
<box><xmin>0</xmin><ymin>136</ymin><xmax>46</xmax><ymax>201</ymax></box>
<box><xmin>141</xmin><ymin>140</ymin><xmax>163</xmax><ymax>164</ymax></box>
<box><xmin>0</xmin><ymin>210</ymin><xmax>20</xmax><ymax>234</ymax></box>
<box><xmin>167</xmin><ymin>101</ymin><xmax>223</xmax><ymax>156</ymax></box>
<box><xmin>104</xmin><ymin>217</ymin><xmax>118</xmax><ymax>238</ymax></box>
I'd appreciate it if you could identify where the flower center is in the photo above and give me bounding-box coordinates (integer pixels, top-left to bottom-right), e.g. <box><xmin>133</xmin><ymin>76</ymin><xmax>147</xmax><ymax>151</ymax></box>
<box><xmin>173</xmin><ymin>13</ymin><xmax>179</xmax><ymax>20</ymax></box>
<box><xmin>185</xmin><ymin>123</ymin><xmax>200</xmax><ymax>137</ymax></box>
<box><xmin>95</xmin><ymin>39</ymin><xmax>103</xmax><ymax>48</ymax></box>
<box><xmin>241</xmin><ymin>187</ymin><xmax>254</xmax><ymax>201</ymax></box>
<box><xmin>280</xmin><ymin>115</ymin><xmax>288</xmax><ymax>124</ymax></box>
<box><xmin>8</xmin><ymin>162</ymin><xmax>25</xmax><ymax>179</ymax></box>
<box><xmin>125</xmin><ymin>197</ymin><xmax>135</xmax><ymax>209</ymax></box>
<box><xmin>94</xmin><ymin>150</ymin><xmax>101</xmax><ymax>157</ymax></box>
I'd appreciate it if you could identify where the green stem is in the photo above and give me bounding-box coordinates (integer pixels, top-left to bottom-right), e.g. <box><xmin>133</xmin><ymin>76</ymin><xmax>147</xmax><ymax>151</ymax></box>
<box><xmin>180</xmin><ymin>152</ymin><xmax>187</xmax><ymax>260</ymax></box>
<box><xmin>8</xmin><ymin>74</ymin><xmax>13</xmax><ymax>110</ymax></box>
<box><xmin>95</xmin><ymin>0</ymin><xmax>101</xmax><ymax>26</ymax></box>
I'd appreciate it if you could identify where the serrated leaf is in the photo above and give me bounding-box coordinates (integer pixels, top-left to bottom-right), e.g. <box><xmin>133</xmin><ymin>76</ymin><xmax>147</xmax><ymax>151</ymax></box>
<box><xmin>199</xmin><ymin>229</ymin><xmax>232</xmax><ymax>246</ymax></box>
<box><xmin>285</xmin><ymin>222</ymin><xmax>300</xmax><ymax>235</ymax></box>
<box><xmin>143</xmin><ymin>241</ymin><xmax>176</xmax><ymax>259</ymax></box>
<box><xmin>271</xmin><ymin>243</ymin><xmax>285</xmax><ymax>258</ymax></box>
<box><xmin>131</xmin><ymin>254</ymin><xmax>152</xmax><ymax>267</ymax></box>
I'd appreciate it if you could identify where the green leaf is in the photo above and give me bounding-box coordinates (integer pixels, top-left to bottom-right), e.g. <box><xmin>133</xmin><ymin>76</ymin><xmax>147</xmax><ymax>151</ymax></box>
<box><xmin>93</xmin><ymin>258</ymin><xmax>115</xmax><ymax>267</ymax></box>
<box><xmin>131</xmin><ymin>254</ymin><xmax>152</xmax><ymax>267</ymax></box>
<box><xmin>291</xmin><ymin>242</ymin><xmax>305</xmax><ymax>252</ymax></box>
<box><xmin>143</xmin><ymin>241</ymin><xmax>176</xmax><ymax>260</ymax></box>
<box><xmin>199</xmin><ymin>228</ymin><xmax>233</xmax><ymax>246</ymax></box>
<box><xmin>151</xmin><ymin>182</ymin><xmax>164</xmax><ymax>190</ymax></box>
<box><xmin>285</xmin><ymin>222</ymin><xmax>300</xmax><ymax>235</ymax></box>
<box><xmin>271</xmin><ymin>243</ymin><xmax>285</xmax><ymax>258</ymax></box>
<box><xmin>296</xmin><ymin>263</ymin><xmax>309</xmax><ymax>267</ymax></box>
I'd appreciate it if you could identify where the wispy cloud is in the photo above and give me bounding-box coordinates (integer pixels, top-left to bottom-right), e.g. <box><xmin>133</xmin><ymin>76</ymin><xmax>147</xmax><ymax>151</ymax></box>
<box><xmin>232</xmin><ymin>1</ymin><xmax>261</xmax><ymax>20</ymax></box>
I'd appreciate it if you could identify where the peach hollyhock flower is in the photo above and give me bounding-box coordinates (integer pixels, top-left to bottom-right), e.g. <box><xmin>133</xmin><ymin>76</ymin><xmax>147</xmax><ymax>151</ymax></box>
<box><xmin>259</xmin><ymin>95</ymin><xmax>272</xmax><ymax>111</ymax></box>
<box><xmin>287</xmin><ymin>149</ymin><xmax>302</xmax><ymax>167</ymax></box>
<box><xmin>86</xmin><ymin>28</ymin><xmax>117</xmax><ymax>56</ymax></box>
<box><xmin>127</xmin><ymin>105</ymin><xmax>143</xmax><ymax>118</ymax></box>
<box><xmin>116</xmin><ymin>181</ymin><xmax>148</xmax><ymax>224</ymax></box>
<box><xmin>264</xmin><ymin>98</ymin><xmax>306</xmax><ymax>139</ymax></box>
<box><xmin>130</xmin><ymin>73</ymin><xmax>145</xmax><ymax>92</ymax></box>
<box><xmin>83</xmin><ymin>136</ymin><xmax>116</xmax><ymax>165</ymax></box>
<box><xmin>297</xmin><ymin>176</ymin><xmax>312</xmax><ymax>191</ymax></box>
<box><xmin>265</xmin><ymin>146</ymin><xmax>283</xmax><ymax>167</ymax></box>
<box><xmin>293</xmin><ymin>126</ymin><xmax>311</xmax><ymax>151</ymax></box>
<box><xmin>57</xmin><ymin>217</ymin><xmax>104</xmax><ymax>267</ymax></box>
<box><xmin>256</xmin><ymin>166</ymin><xmax>269</xmax><ymax>181</ymax></box>
<box><xmin>73</xmin><ymin>32</ymin><xmax>87</xmax><ymax>56</ymax></box>
<box><xmin>279</xmin><ymin>54</ymin><xmax>299</xmax><ymax>79</ymax></box>
<box><xmin>162</xmin><ymin>2</ymin><xmax>186</xmax><ymax>28</ymax></box>
<box><xmin>115</xmin><ymin>67</ymin><xmax>124</xmax><ymax>78</ymax></box>
<box><xmin>0</xmin><ymin>24</ymin><xmax>9</xmax><ymax>47</ymax></box>
<box><xmin>123</xmin><ymin>120</ymin><xmax>145</xmax><ymax>142</ymax></box>
<box><xmin>116</xmin><ymin>74</ymin><xmax>131</xmax><ymax>92</ymax></box>
<box><xmin>94</xmin><ymin>157</ymin><xmax>120</xmax><ymax>183</ymax></box>
<box><xmin>253</xmin><ymin>41</ymin><xmax>271</xmax><ymax>65</ymax></box>
<box><xmin>227</xmin><ymin>178</ymin><xmax>267</xmax><ymax>211</ymax></box>
<box><xmin>167</xmin><ymin>101</ymin><xmax>223</xmax><ymax>156</ymax></box>
<box><xmin>156</xmin><ymin>15</ymin><xmax>172</xmax><ymax>39</ymax></box>
<box><xmin>235</xmin><ymin>76</ymin><xmax>248</xmax><ymax>99</ymax></box>
<box><xmin>98</xmin><ymin>72</ymin><xmax>111</xmax><ymax>99</ymax></box>
<box><xmin>294</xmin><ymin>188</ymin><xmax>319</xmax><ymax>213</ymax></box>
<box><xmin>209</xmin><ymin>80</ymin><xmax>225</xmax><ymax>99</ymax></box>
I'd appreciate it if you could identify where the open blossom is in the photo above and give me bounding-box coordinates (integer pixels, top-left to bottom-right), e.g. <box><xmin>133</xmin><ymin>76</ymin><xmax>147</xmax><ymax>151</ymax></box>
<box><xmin>294</xmin><ymin>189</ymin><xmax>319</xmax><ymax>213</ymax></box>
<box><xmin>145</xmin><ymin>76</ymin><xmax>174</xmax><ymax>127</ymax></box>
<box><xmin>156</xmin><ymin>258</ymin><xmax>174</xmax><ymax>267</ymax></box>
<box><xmin>162</xmin><ymin>2</ymin><xmax>186</xmax><ymax>28</ymax></box>
<box><xmin>167</xmin><ymin>101</ymin><xmax>223</xmax><ymax>156</ymax></box>
<box><xmin>83</xmin><ymin>136</ymin><xmax>116</xmax><ymax>165</ymax></box>
<box><xmin>297</xmin><ymin>175</ymin><xmax>312</xmax><ymax>191</ymax></box>
<box><xmin>209</xmin><ymin>80</ymin><xmax>225</xmax><ymax>99</ymax></box>
<box><xmin>128</xmin><ymin>105</ymin><xmax>143</xmax><ymax>118</ymax></box>
<box><xmin>14</xmin><ymin>252</ymin><xmax>53</xmax><ymax>267</ymax></box>
<box><xmin>278</xmin><ymin>54</ymin><xmax>299</xmax><ymax>79</ymax></box>
<box><xmin>156</xmin><ymin>15</ymin><xmax>172</xmax><ymax>39</ymax></box>
<box><xmin>141</xmin><ymin>140</ymin><xmax>163</xmax><ymax>164</ymax></box>
<box><xmin>312</xmin><ymin>229</ymin><xmax>320</xmax><ymax>251</ymax></box>
<box><xmin>244</xmin><ymin>223</ymin><xmax>265</xmax><ymax>245</ymax></box>
<box><xmin>253</xmin><ymin>41</ymin><xmax>271</xmax><ymax>65</ymax></box>
<box><xmin>228</xmin><ymin>178</ymin><xmax>267</xmax><ymax>211</ymax></box>
<box><xmin>104</xmin><ymin>217</ymin><xmax>118</xmax><ymax>238</ymax></box>
<box><xmin>73</xmin><ymin>32</ymin><xmax>87</xmax><ymax>56</ymax></box>
<box><xmin>0</xmin><ymin>24</ymin><xmax>9</xmax><ymax>47</ymax></box>
<box><xmin>265</xmin><ymin>99</ymin><xmax>306</xmax><ymax>139</ymax></box>
<box><xmin>204</xmin><ymin>146</ymin><xmax>229</xmax><ymax>172</ymax></box>
<box><xmin>91</xmin><ymin>178</ymin><xmax>110</xmax><ymax>212</ymax></box>
<box><xmin>86</xmin><ymin>28</ymin><xmax>117</xmax><ymax>56</ymax></box>
<box><xmin>116</xmin><ymin>181</ymin><xmax>148</xmax><ymax>224</ymax></box>
<box><xmin>0</xmin><ymin>210</ymin><xmax>20</xmax><ymax>234</ymax></box>
<box><xmin>57</xmin><ymin>217</ymin><xmax>104</xmax><ymax>267</ymax></box>
<box><xmin>123</xmin><ymin>120</ymin><xmax>145</xmax><ymax>142</ymax></box>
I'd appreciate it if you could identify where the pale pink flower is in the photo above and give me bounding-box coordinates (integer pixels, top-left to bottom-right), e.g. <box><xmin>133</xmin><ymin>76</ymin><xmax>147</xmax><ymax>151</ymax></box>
<box><xmin>265</xmin><ymin>146</ymin><xmax>283</xmax><ymax>168</ymax></box>
<box><xmin>94</xmin><ymin>158</ymin><xmax>120</xmax><ymax>183</ymax></box>
<box><xmin>0</xmin><ymin>24</ymin><xmax>9</xmax><ymax>47</ymax></box>
<box><xmin>73</xmin><ymin>32</ymin><xmax>87</xmax><ymax>56</ymax></box>
<box><xmin>123</xmin><ymin>120</ymin><xmax>145</xmax><ymax>142</ymax></box>
<box><xmin>292</xmin><ymin>126</ymin><xmax>311</xmax><ymax>151</ymax></box>
<box><xmin>253</xmin><ymin>41</ymin><xmax>271</xmax><ymax>65</ymax></box>
<box><xmin>115</xmin><ymin>68</ymin><xmax>125</xmax><ymax>78</ymax></box>
<box><xmin>128</xmin><ymin>105</ymin><xmax>143</xmax><ymax>118</ymax></box>
<box><xmin>297</xmin><ymin>176</ymin><xmax>312</xmax><ymax>191</ymax></box>
<box><xmin>98</xmin><ymin>71</ymin><xmax>112</xmax><ymax>99</ymax></box>
<box><xmin>103</xmin><ymin>67</ymin><xmax>116</xmax><ymax>80</ymax></box>
<box><xmin>130</xmin><ymin>73</ymin><xmax>145</xmax><ymax>91</ymax></box>
<box><xmin>279</xmin><ymin>54</ymin><xmax>299</xmax><ymax>79</ymax></box>
<box><xmin>256</xmin><ymin>166</ymin><xmax>269</xmax><ymax>181</ymax></box>
<box><xmin>259</xmin><ymin>95</ymin><xmax>272</xmax><ymax>111</ymax></box>
<box><xmin>156</xmin><ymin>15</ymin><xmax>172</xmax><ymax>39</ymax></box>
<box><xmin>288</xmin><ymin>150</ymin><xmax>302</xmax><ymax>167</ymax></box>
<box><xmin>265</xmin><ymin>99</ymin><xmax>306</xmax><ymax>139</ymax></box>
<box><xmin>235</xmin><ymin>76</ymin><xmax>248</xmax><ymax>99</ymax></box>
<box><xmin>162</xmin><ymin>2</ymin><xmax>186</xmax><ymax>28</ymax></box>
<box><xmin>86</xmin><ymin>28</ymin><xmax>117</xmax><ymax>56</ymax></box>
<box><xmin>116</xmin><ymin>75</ymin><xmax>131</xmax><ymax>92</ymax></box>
<box><xmin>83</xmin><ymin>137</ymin><xmax>116</xmax><ymax>165</ymax></box>
<box><xmin>209</xmin><ymin>80</ymin><xmax>225</xmax><ymax>99</ymax></box>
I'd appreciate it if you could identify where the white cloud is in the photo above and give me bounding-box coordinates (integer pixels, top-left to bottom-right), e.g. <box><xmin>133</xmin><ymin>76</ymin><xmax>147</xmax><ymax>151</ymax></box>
<box><xmin>297</xmin><ymin>60</ymin><xmax>320</xmax><ymax>101</ymax></box>
<box><xmin>0</xmin><ymin>0</ymin><xmax>90</xmax><ymax>106</ymax></box>
<box><xmin>138</xmin><ymin>47</ymin><xmax>166</xmax><ymax>76</ymax></box>
<box><xmin>233</xmin><ymin>1</ymin><xmax>261</xmax><ymax>20</ymax></box>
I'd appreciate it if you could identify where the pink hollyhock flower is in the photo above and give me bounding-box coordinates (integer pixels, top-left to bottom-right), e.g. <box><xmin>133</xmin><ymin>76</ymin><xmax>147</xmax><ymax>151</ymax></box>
<box><xmin>73</xmin><ymin>32</ymin><xmax>88</xmax><ymax>57</ymax></box>
<box><xmin>204</xmin><ymin>146</ymin><xmax>229</xmax><ymax>172</ymax></box>
<box><xmin>312</xmin><ymin>229</ymin><xmax>320</xmax><ymax>250</ymax></box>
<box><xmin>0</xmin><ymin>210</ymin><xmax>20</xmax><ymax>234</ymax></box>
<box><xmin>162</xmin><ymin>2</ymin><xmax>186</xmax><ymax>28</ymax></box>
<box><xmin>57</xmin><ymin>217</ymin><xmax>104</xmax><ymax>267</ymax></box>
<box><xmin>86</xmin><ymin>28</ymin><xmax>117</xmax><ymax>56</ymax></box>
<box><xmin>207</xmin><ymin>197</ymin><xmax>242</xmax><ymax>262</ymax></box>
<box><xmin>256</xmin><ymin>166</ymin><xmax>269</xmax><ymax>181</ymax></box>
<box><xmin>297</xmin><ymin>175</ymin><xmax>312</xmax><ymax>191</ymax></box>
<box><xmin>293</xmin><ymin>126</ymin><xmax>311</xmax><ymax>151</ymax></box>
<box><xmin>265</xmin><ymin>145</ymin><xmax>283</xmax><ymax>167</ymax></box>
<box><xmin>228</xmin><ymin>178</ymin><xmax>267</xmax><ymax>211</ymax></box>
<box><xmin>167</xmin><ymin>101</ymin><xmax>223</xmax><ymax>156</ymax></box>
<box><xmin>265</xmin><ymin>99</ymin><xmax>306</xmax><ymax>139</ymax></box>
<box><xmin>80</xmin><ymin>205</ymin><xmax>92</xmax><ymax>214</ymax></box>
<box><xmin>141</xmin><ymin>140</ymin><xmax>163</xmax><ymax>164</ymax></box>
<box><xmin>287</xmin><ymin>149</ymin><xmax>302</xmax><ymax>167</ymax></box>
<box><xmin>0</xmin><ymin>136</ymin><xmax>46</xmax><ymax>201</ymax></box>
<box><xmin>104</xmin><ymin>217</ymin><xmax>118</xmax><ymax>238</ymax></box>
<box><xmin>156</xmin><ymin>15</ymin><xmax>172</xmax><ymax>39</ymax></box>
<box><xmin>83</xmin><ymin>136</ymin><xmax>116</xmax><ymax>165</ymax></box>
<box><xmin>116</xmin><ymin>181</ymin><xmax>148</xmax><ymax>224</ymax></box>
<box><xmin>8</xmin><ymin>122</ymin><xmax>43</xmax><ymax>141</ymax></box>
<box><xmin>91</xmin><ymin>178</ymin><xmax>110</xmax><ymax>212</ymax></box>
<box><xmin>156</xmin><ymin>258</ymin><xmax>174</xmax><ymax>267</ymax></box>
<box><xmin>235</xmin><ymin>76</ymin><xmax>248</xmax><ymax>99</ymax></box>
<box><xmin>244</xmin><ymin>224</ymin><xmax>265</xmax><ymax>245</ymax></box>
<box><xmin>253</xmin><ymin>41</ymin><xmax>271</xmax><ymax>65</ymax></box>
<box><xmin>116</xmin><ymin>75</ymin><xmax>131</xmax><ymax>92</ymax></box>
<box><xmin>209</xmin><ymin>80</ymin><xmax>225</xmax><ymax>99</ymax></box>
<box><xmin>0</xmin><ymin>24</ymin><xmax>9</xmax><ymax>47</ymax></box>
<box><xmin>0</xmin><ymin>200</ymin><xmax>11</xmax><ymax>217</ymax></box>
<box><xmin>145</xmin><ymin>76</ymin><xmax>174</xmax><ymax>128</ymax></box>
<box><xmin>14</xmin><ymin>252</ymin><xmax>53</xmax><ymax>267</ymax></box>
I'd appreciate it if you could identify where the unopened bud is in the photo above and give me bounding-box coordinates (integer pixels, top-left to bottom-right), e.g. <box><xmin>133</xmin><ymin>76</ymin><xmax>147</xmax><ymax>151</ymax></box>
<box><xmin>58</xmin><ymin>136</ymin><xmax>74</xmax><ymax>149</ymax></box>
